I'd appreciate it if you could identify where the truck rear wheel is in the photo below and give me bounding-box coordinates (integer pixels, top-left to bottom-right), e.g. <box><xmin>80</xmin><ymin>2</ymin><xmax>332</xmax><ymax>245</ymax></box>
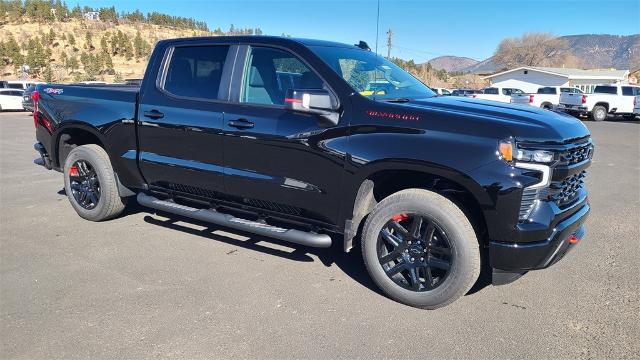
<box><xmin>361</xmin><ymin>189</ymin><xmax>480</xmax><ymax>309</ymax></box>
<box><xmin>591</xmin><ymin>105</ymin><xmax>607</xmax><ymax>121</ymax></box>
<box><xmin>63</xmin><ymin>144</ymin><xmax>126</xmax><ymax>221</ymax></box>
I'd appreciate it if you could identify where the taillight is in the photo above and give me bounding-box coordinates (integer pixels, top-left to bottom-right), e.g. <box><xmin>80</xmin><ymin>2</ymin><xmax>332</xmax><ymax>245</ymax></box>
<box><xmin>529</xmin><ymin>95</ymin><xmax>534</xmax><ymax>103</ymax></box>
<box><xmin>581</xmin><ymin>95</ymin><xmax>587</xmax><ymax>104</ymax></box>
<box><xmin>32</xmin><ymin>90</ymin><xmax>39</xmax><ymax>128</ymax></box>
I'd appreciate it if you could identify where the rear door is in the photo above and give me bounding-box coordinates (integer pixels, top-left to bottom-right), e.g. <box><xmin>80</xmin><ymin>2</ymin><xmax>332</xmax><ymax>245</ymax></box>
<box><xmin>137</xmin><ymin>43</ymin><xmax>237</xmax><ymax>196</ymax></box>
<box><xmin>219</xmin><ymin>45</ymin><xmax>348</xmax><ymax>226</ymax></box>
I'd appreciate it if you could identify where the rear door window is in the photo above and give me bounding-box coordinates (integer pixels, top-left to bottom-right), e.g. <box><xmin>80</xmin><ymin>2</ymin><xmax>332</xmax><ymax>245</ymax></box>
<box><xmin>622</xmin><ymin>87</ymin><xmax>637</xmax><ymax>96</ymax></box>
<box><xmin>163</xmin><ymin>45</ymin><xmax>230</xmax><ymax>100</ymax></box>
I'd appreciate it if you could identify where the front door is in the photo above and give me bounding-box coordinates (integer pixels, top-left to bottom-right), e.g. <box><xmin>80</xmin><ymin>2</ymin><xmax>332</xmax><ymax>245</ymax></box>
<box><xmin>221</xmin><ymin>45</ymin><xmax>348</xmax><ymax>226</ymax></box>
<box><xmin>137</xmin><ymin>44</ymin><xmax>235</xmax><ymax>196</ymax></box>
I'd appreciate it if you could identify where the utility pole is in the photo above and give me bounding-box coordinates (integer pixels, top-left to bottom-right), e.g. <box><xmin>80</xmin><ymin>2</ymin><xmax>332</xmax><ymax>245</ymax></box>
<box><xmin>386</xmin><ymin>29</ymin><xmax>392</xmax><ymax>59</ymax></box>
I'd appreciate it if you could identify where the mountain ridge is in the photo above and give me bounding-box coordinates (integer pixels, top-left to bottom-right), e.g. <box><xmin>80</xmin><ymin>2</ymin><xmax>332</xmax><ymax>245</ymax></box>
<box><xmin>427</xmin><ymin>34</ymin><xmax>639</xmax><ymax>74</ymax></box>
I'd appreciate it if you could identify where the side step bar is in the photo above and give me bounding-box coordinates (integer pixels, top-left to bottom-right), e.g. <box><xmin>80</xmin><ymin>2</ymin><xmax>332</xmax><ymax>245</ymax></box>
<box><xmin>137</xmin><ymin>193</ymin><xmax>332</xmax><ymax>248</ymax></box>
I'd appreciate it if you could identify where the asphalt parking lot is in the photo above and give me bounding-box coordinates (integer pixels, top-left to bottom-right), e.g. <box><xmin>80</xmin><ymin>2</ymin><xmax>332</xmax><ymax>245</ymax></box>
<box><xmin>1</xmin><ymin>111</ymin><xmax>638</xmax><ymax>359</ymax></box>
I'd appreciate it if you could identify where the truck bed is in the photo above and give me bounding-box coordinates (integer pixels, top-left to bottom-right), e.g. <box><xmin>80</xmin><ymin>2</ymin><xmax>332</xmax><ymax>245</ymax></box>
<box><xmin>34</xmin><ymin>83</ymin><xmax>141</xmax><ymax>188</ymax></box>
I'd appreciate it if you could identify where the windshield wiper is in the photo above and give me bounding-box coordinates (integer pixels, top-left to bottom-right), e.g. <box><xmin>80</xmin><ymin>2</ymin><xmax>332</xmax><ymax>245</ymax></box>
<box><xmin>380</xmin><ymin>98</ymin><xmax>411</xmax><ymax>103</ymax></box>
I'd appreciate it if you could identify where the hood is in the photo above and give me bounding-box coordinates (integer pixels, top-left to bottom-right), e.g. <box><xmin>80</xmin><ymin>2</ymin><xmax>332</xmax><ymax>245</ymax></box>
<box><xmin>402</xmin><ymin>96</ymin><xmax>590</xmax><ymax>143</ymax></box>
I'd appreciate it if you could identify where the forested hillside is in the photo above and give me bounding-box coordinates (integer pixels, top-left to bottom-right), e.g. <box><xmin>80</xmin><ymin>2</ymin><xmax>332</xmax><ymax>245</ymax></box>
<box><xmin>0</xmin><ymin>0</ymin><xmax>262</xmax><ymax>82</ymax></box>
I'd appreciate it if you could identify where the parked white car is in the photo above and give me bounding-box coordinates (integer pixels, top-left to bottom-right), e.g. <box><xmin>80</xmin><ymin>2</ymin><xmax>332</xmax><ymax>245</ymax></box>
<box><xmin>558</xmin><ymin>84</ymin><xmax>640</xmax><ymax>121</ymax></box>
<box><xmin>4</xmin><ymin>80</ymin><xmax>46</xmax><ymax>90</ymax></box>
<box><xmin>474</xmin><ymin>87</ymin><xmax>524</xmax><ymax>103</ymax></box>
<box><xmin>431</xmin><ymin>87</ymin><xmax>452</xmax><ymax>96</ymax></box>
<box><xmin>511</xmin><ymin>86</ymin><xmax>583</xmax><ymax>110</ymax></box>
<box><xmin>0</xmin><ymin>88</ymin><xmax>26</xmax><ymax>111</ymax></box>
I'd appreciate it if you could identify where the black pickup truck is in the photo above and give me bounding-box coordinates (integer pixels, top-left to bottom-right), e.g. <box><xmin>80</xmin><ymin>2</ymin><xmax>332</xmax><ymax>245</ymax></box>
<box><xmin>32</xmin><ymin>36</ymin><xmax>593</xmax><ymax>309</ymax></box>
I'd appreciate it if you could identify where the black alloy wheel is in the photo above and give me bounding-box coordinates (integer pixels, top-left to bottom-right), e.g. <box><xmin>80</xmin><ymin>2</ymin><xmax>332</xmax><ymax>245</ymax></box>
<box><xmin>377</xmin><ymin>213</ymin><xmax>453</xmax><ymax>292</ymax></box>
<box><xmin>69</xmin><ymin>160</ymin><xmax>101</xmax><ymax>210</ymax></box>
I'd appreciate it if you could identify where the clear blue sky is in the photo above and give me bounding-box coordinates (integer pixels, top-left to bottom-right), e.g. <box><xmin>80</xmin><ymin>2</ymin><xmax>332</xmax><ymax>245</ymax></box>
<box><xmin>80</xmin><ymin>0</ymin><xmax>639</xmax><ymax>61</ymax></box>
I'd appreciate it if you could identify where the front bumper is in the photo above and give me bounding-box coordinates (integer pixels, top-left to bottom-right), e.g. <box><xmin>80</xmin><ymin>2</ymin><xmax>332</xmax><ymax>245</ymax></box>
<box><xmin>490</xmin><ymin>199</ymin><xmax>589</xmax><ymax>272</ymax></box>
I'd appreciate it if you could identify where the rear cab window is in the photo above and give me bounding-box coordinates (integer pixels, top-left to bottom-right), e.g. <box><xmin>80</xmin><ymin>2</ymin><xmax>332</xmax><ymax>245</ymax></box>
<box><xmin>593</xmin><ymin>86</ymin><xmax>618</xmax><ymax>95</ymax></box>
<box><xmin>503</xmin><ymin>88</ymin><xmax>522</xmax><ymax>95</ymax></box>
<box><xmin>162</xmin><ymin>45</ymin><xmax>230</xmax><ymax>100</ymax></box>
<box><xmin>621</xmin><ymin>86</ymin><xmax>638</xmax><ymax>96</ymax></box>
<box><xmin>537</xmin><ymin>87</ymin><xmax>557</xmax><ymax>94</ymax></box>
<box><xmin>483</xmin><ymin>88</ymin><xmax>499</xmax><ymax>95</ymax></box>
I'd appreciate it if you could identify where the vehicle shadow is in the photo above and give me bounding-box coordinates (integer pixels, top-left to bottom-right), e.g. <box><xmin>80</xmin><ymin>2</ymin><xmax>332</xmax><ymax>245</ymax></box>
<box><xmin>140</xmin><ymin>208</ymin><xmax>493</xmax><ymax>298</ymax></box>
<box><xmin>141</xmin><ymin>209</ymin><xmax>384</xmax><ymax>296</ymax></box>
<box><xmin>58</xmin><ymin>188</ymin><xmax>492</xmax><ymax>298</ymax></box>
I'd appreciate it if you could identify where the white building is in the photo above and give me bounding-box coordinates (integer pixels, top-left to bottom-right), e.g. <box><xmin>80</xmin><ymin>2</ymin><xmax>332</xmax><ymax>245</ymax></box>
<box><xmin>83</xmin><ymin>11</ymin><xmax>99</xmax><ymax>21</ymax></box>
<box><xmin>483</xmin><ymin>66</ymin><xmax>629</xmax><ymax>93</ymax></box>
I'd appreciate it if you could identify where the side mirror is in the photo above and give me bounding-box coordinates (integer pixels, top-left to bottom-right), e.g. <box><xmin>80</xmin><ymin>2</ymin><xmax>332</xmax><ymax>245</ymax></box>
<box><xmin>284</xmin><ymin>89</ymin><xmax>339</xmax><ymax>126</ymax></box>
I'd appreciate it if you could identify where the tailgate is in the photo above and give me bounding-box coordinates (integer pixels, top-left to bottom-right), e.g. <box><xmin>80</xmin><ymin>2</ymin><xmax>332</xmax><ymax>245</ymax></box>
<box><xmin>511</xmin><ymin>93</ymin><xmax>530</xmax><ymax>104</ymax></box>
<box><xmin>560</xmin><ymin>92</ymin><xmax>583</xmax><ymax>106</ymax></box>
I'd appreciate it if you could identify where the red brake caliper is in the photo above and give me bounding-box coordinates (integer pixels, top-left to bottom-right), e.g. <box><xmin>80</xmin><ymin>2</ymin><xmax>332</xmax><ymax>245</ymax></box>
<box><xmin>69</xmin><ymin>166</ymin><xmax>79</xmax><ymax>177</ymax></box>
<box><xmin>391</xmin><ymin>213</ymin><xmax>409</xmax><ymax>222</ymax></box>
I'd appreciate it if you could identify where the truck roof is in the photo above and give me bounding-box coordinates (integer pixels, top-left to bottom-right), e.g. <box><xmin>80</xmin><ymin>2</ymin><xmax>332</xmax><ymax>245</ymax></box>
<box><xmin>158</xmin><ymin>36</ymin><xmax>358</xmax><ymax>49</ymax></box>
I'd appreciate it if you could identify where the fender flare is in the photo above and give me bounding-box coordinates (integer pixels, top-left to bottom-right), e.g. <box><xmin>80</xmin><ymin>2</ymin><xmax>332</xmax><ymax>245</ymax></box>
<box><xmin>53</xmin><ymin>122</ymin><xmax>110</xmax><ymax>168</ymax></box>
<box><xmin>341</xmin><ymin>160</ymin><xmax>492</xmax><ymax>252</ymax></box>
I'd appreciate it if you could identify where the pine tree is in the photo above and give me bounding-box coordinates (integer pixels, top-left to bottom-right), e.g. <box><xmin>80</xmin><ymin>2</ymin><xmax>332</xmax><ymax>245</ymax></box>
<box><xmin>3</xmin><ymin>35</ymin><xmax>24</xmax><ymax>65</ymax></box>
<box><xmin>67</xmin><ymin>33</ymin><xmax>75</xmax><ymax>47</ymax></box>
<box><xmin>70</xmin><ymin>4</ymin><xmax>81</xmax><ymax>18</ymax></box>
<box><xmin>43</xmin><ymin>64</ymin><xmax>54</xmax><ymax>82</ymax></box>
<box><xmin>60</xmin><ymin>51</ymin><xmax>68</xmax><ymax>67</ymax></box>
<box><xmin>133</xmin><ymin>31</ymin><xmax>147</xmax><ymax>61</ymax></box>
<box><xmin>100</xmin><ymin>34</ymin><xmax>109</xmax><ymax>54</ymax></box>
<box><xmin>48</xmin><ymin>28</ymin><xmax>56</xmax><ymax>43</ymax></box>
<box><xmin>85</xmin><ymin>31</ymin><xmax>93</xmax><ymax>50</ymax></box>
<box><xmin>67</xmin><ymin>55</ymin><xmax>79</xmax><ymax>71</ymax></box>
<box><xmin>102</xmin><ymin>52</ymin><xmax>113</xmax><ymax>72</ymax></box>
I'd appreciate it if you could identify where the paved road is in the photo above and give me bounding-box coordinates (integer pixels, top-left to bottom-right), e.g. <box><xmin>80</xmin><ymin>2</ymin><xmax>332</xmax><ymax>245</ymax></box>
<box><xmin>1</xmin><ymin>112</ymin><xmax>638</xmax><ymax>359</ymax></box>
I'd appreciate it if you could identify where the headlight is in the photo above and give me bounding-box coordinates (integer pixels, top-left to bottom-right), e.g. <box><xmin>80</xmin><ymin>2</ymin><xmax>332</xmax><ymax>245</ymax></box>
<box><xmin>498</xmin><ymin>139</ymin><xmax>555</xmax><ymax>164</ymax></box>
<box><xmin>515</xmin><ymin>149</ymin><xmax>554</xmax><ymax>163</ymax></box>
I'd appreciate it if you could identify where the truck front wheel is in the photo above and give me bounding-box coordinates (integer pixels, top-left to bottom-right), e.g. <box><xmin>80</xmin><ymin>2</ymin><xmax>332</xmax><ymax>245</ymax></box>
<box><xmin>361</xmin><ymin>189</ymin><xmax>480</xmax><ymax>309</ymax></box>
<box><xmin>63</xmin><ymin>144</ymin><xmax>126</xmax><ymax>221</ymax></box>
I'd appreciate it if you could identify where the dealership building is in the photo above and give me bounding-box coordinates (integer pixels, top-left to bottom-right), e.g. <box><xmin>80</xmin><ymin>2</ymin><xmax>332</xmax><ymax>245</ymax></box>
<box><xmin>483</xmin><ymin>66</ymin><xmax>630</xmax><ymax>93</ymax></box>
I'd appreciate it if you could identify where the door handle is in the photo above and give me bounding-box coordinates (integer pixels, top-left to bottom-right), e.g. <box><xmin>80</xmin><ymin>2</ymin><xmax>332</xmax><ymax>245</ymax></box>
<box><xmin>143</xmin><ymin>110</ymin><xmax>164</xmax><ymax>119</ymax></box>
<box><xmin>228</xmin><ymin>119</ymin><xmax>254</xmax><ymax>129</ymax></box>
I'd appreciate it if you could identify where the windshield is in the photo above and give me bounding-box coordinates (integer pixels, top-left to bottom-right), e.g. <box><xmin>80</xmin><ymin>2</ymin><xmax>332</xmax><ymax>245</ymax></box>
<box><xmin>310</xmin><ymin>46</ymin><xmax>435</xmax><ymax>101</ymax></box>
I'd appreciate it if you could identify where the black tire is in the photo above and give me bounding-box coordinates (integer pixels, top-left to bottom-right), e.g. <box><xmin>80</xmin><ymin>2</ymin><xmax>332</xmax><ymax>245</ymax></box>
<box><xmin>541</xmin><ymin>103</ymin><xmax>552</xmax><ymax>110</ymax></box>
<box><xmin>63</xmin><ymin>144</ymin><xmax>126</xmax><ymax>221</ymax></box>
<box><xmin>361</xmin><ymin>189</ymin><xmax>480</xmax><ymax>309</ymax></box>
<box><xmin>591</xmin><ymin>105</ymin><xmax>607</xmax><ymax>121</ymax></box>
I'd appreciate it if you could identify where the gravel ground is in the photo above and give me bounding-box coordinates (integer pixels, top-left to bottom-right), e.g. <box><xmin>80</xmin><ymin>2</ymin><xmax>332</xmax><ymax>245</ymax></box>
<box><xmin>1</xmin><ymin>112</ymin><xmax>638</xmax><ymax>359</ymax></box>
